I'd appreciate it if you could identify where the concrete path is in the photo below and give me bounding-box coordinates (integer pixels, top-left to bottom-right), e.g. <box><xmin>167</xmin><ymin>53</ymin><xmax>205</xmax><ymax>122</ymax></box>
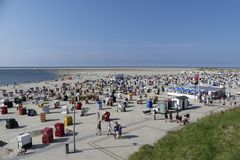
<box><xmin>7</xmin><ymin>98</ymin><xmax>233</xmax><ymax>160</ymax></box>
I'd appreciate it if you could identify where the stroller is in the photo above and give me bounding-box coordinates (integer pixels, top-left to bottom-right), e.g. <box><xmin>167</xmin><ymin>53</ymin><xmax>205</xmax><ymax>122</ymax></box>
<box><xmin>80</xmin><ymin>107</ymin><xmax>89</xmax><ymax>116</ymax></box>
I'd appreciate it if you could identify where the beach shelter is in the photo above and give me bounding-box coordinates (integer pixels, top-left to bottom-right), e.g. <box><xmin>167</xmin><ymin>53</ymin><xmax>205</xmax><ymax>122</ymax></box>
<box><xmin>1</xmin><ymin>106</ymin><xmax>8</xmax><ymax>114</ymax></box>
<box><xmin>153</xmin><ymin>101</ymin><xmax>167</xmax><ymax>114</ymax></box>
<box><xmin>41</xmin><ymin>105</ymin><xmax>50</xmax><ymax>114</ymax></box>
<box><xmin>42</xmin><ymin>127</ymin><xmax>53</xmax><ymax>144</ymax></box>
<box><xmin>17</xmin><ymin>133</ymin><xmax>32</xmax><ymax>149</ymax></box>
<box><xmin>96</xmin><ymin>101</ymin><xmax>103</xmax><ymax>110</ymax></box>
<box><xmin>102</xmin><ymin>111</ymin><xmax>110</xmax><ymax>121</ymax></box>
<box><xmin>38</xmin><ymin>102</ymin><xmax>50</xmax><ymax>114</ymax></box>
<box><xmin>55</xmin><ymin>123</ymin><xmax>64</xmax><ymax>137</ymax></box>
<box><xmin>19</xmin><ymin>96</ymin><xmax>26</xmax><ymax>102</ymax></box>
<box><xmin>171</xmin><ymin>96</ymin><xmax>189</xmax><ymax>110</ymax></box>
<box><xmin>159</xmin><ymin>101</ymin><xmax>167</xmax><ymax>114</ymax></box>
<box><xmin>2</xmin><ymin>99</ymin><xmax>13</xmax><ymax>108</ymax></box>
<box><xmin>6</xmin><ymin>118</ymin><xmax>19</xmax><ymax>129</ymax></box>
<box><xmin>27</xmin><ymin>109</ymin><xmax>37</xmax><ymax>117</ymax></box>
<box><xmin>117</xmin><ymin>102</ymin><xmax>126</xmax><ymax>112</ymax></box>
<box><xmin>76</xmin><ymin>102</ymin><xmax>82</xmax><ymax>110</ymax></box>
<box><xmin>14</xmin><ymin>97</ymin><xmax>21</xmax><ymax>104</ymax></box>
<box><xmin>61</xmin><ymin>106</ymin><xmax>69</xmax><ymax>114</ymax></box>
<box><xmin>64</xmin><ymin>116</ymin><xmax>73</xmax><ymax>126</ymax></box>
<box><xmin>106</xmin><ymin>97</ymin><xmax>113</xmax><ymax>106</ymax></box>
<box><xmin>54</xmin><ymin>100</ymin><xmax>60</xmax><ymax>108</ymax></box>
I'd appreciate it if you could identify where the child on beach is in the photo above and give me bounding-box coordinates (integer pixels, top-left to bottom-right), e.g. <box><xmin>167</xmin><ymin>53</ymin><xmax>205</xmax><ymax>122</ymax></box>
<box><xmin>153</xmin><ymin>109</ymin><xmax>157</xmax><ymax>120</ymax></box>
<box><xmin>165</xmin><ymin>112</ymin><xmax>168</xmax><ymax>122</ymax></box>
<box><xmin>96</xmin><ymin>121</ymin><xmax>102</xmax><ymax>136</ymax></box>
<box><xmin>169</xmin><ymin>112</ymin><xmax>173</xmax><ymax>122</ymax></box>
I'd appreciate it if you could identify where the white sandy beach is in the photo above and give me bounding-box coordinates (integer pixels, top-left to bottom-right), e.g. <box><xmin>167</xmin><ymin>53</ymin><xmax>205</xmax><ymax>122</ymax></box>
<box><xmin>0</xmin><ymin>68</ymin><xmax>239</xmax><ymax>160</ymax></box>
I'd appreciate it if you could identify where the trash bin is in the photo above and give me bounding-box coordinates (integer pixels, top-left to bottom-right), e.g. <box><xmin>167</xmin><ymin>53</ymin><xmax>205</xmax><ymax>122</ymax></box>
<box><xmin>65</xmin><ymin>143</ymin><xmax>69</xmax><ymax>154</ymax></box>
<box><xmin>147</xmin><ymin>100</ymin><xmax>153</xmax><ymax>108</ymax></box>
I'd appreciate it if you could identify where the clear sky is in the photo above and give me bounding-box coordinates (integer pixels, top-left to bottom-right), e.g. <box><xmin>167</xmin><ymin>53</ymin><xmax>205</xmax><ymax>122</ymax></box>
<box><xmin>0</xmin><ymin>0</ymin><xmax>240</xmax><ymax>67</ymax></box>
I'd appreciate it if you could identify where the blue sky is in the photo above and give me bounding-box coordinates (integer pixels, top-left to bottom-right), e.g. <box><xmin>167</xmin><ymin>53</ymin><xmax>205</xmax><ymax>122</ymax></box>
<box><xmin>0</xmin><ymin>0</ymin><xmax>240</xmax><ymax>67</ymax></box>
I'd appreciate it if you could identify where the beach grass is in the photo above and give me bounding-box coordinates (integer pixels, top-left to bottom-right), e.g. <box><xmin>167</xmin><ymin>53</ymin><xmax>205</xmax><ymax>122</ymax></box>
<box><xmin>129</xmin><ymin>108</ymin><xmax>240</xmax><ymax>160</ymax></box>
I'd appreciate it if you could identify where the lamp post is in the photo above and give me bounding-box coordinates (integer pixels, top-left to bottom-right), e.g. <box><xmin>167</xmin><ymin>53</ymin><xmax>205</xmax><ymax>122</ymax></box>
<box><xmin>73</xmin><ymin>97</ymin><xmax>76</xmax><ymax>152</ymax></box>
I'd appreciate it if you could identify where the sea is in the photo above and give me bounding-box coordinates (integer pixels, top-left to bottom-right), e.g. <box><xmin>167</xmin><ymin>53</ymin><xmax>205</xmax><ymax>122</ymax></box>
<box><xmin>0</xmin><ymin>69</ymin><xmax>59</xmax><ymax>85</ymax></box>
<box><xmin>0</xmin><ymin>66</ymin><xmax>238</xmax><ymax>86</ymax></box>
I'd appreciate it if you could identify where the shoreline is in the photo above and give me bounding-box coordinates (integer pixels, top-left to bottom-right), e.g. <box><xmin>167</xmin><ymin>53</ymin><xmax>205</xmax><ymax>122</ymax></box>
<box><xmin>0</xmin><ymin>67</ymin><xmax>192</xmax><ymax>88</ymax></box>
<box><xmin>1</xmin><ymin>66</ymin><xmax>238</xmax><ymax>87</ymax></box>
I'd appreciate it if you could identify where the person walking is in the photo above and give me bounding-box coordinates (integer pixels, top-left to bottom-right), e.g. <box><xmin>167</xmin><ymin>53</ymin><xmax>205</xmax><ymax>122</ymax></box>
<box><xmin>165</xmin><ymin>112</ymin><xmax>168</xmax><ymax>122</ymax></box>
<box><xmin>107</xmin><ymin>121</ymin><xmax>112</xmax><ymax>136</ymax></box>
<box><xmin>175</xmin><ymin>103</ymin><xmax>181</xmax><ymax>114</ymax></box>
<box><xmin>118</xmin><ymin>124</ymin><xmax>123</xmax><ymax>139</ymax></box>
<box><xmin>96</xmin><ymin>121</ymin><xmax>102</xmax><ymax>136</ymax></box>
<box><xmin>113</xmin><ymin>121</ymin><xmax>119</xmax><ymax>139</ymax></box>
<box><xmin>153</xmin><ymin>109</ymin><xmax>157</xmax><ymax>120</ymax></box>
<box><xmin>176</xmin><ymin>113</ymin><xmax>180</xmax><ymax>123</ymax></box>
<box><xmin>169</xmin><ymin>112</ymin><xmax>173</xmax><ymax>122</ymax></box>
<box><xmin>97</xmin><ymin>112</ymin><xmax>100</xmax><ymax>122</ymax></box>
<box><xmin>233</xmin><ymin>96</ymin><xmax>237</xmax><ymax>106</ymax></box>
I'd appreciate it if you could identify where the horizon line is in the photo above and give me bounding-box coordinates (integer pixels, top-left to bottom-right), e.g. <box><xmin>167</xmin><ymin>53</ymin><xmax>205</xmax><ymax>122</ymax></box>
<box><xmin>0</xmin><ymin>65</ymin><xmax>239</xmax><ymax>69</ymax></box>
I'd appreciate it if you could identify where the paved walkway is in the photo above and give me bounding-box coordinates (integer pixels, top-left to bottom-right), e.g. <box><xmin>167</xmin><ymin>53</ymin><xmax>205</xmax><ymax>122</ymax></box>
<box><xmin>8</xmin><ymin>99</ymin><xmax>233</xmax><ymax>160</ymax></box>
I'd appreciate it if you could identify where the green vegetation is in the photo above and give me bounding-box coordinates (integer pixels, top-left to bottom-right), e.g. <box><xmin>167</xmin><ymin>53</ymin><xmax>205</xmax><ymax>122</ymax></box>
<box><xmin>129</xmin><ymin>108</ymin><xmax>240</xmax><ymax>160</ymax></box>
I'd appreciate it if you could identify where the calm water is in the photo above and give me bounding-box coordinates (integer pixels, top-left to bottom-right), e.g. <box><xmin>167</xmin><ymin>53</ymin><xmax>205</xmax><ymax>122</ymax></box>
<box><xmin>0</xmin><ymin>69</ymin><xmax>59</xmax><ymax>85</ymax></box>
